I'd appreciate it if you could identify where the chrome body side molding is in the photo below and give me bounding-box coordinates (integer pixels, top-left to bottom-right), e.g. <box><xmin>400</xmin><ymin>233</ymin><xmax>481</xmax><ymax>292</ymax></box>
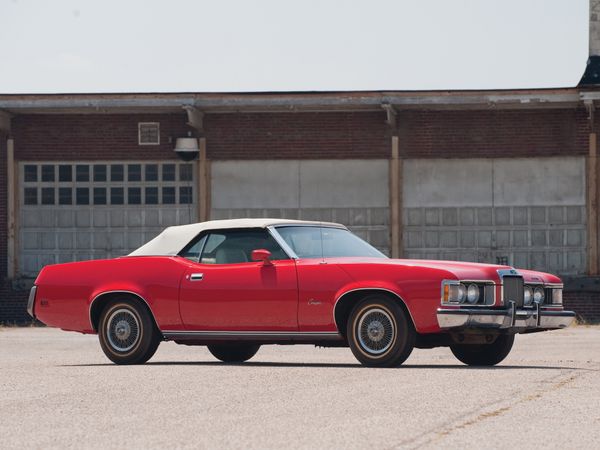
<box><xmin>162</xmin><ymin>330</ymin><xmax>343</xmax><ymax>343</ymax></box>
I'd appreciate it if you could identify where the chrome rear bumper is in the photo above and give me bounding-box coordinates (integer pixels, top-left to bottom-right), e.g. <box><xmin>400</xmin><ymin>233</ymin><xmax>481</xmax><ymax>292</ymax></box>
<box><xmin>437</xmin><ymin>302</ymin><xmax>575</xmax><ymax>331</ymax></box>
<box><xmin>27</xmin><ymin>286</ymin><xmax>37</xmax><ymax>319</ymax></box>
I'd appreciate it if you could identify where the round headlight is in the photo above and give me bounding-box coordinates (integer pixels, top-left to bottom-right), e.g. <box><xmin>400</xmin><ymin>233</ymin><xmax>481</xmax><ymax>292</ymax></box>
<box><xmin>457</xmin><ymin>284</ymin><xmax>467</xmax><ymax>303</ymax></box>
<box><xmin>533</xmin><ymin>287</ymin><xmax>545</xmax><ymax>304</ymax></box>
<box><xmin>466</xmin><ymin>284</ymin><xmax>480</xmax><ymax>304</ymax></box>
<box><xmin>523</xmin><ymin>286</ymin><xmax>533</xmax><ymax>306</ymax></box>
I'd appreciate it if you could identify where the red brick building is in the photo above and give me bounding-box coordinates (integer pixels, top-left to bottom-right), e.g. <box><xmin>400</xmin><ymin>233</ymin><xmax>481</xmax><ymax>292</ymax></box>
<box><xmin>1</xmin><ymin>86</ymin><xmax>600</xmax><ymax>323</ymax></box>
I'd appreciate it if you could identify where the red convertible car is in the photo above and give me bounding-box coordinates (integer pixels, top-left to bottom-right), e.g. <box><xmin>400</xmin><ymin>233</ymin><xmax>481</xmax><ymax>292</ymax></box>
<box><xmin>28</xmin><ymin>219</ymin><xmax>575</xmax><ymax>367</ymax></box>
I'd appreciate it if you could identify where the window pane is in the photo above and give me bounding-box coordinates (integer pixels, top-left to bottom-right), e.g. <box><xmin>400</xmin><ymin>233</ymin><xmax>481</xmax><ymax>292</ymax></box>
<box><xmin>59</xmin><ymin>165</ymin><xmax>72</xmax><ymax>182</ymax></box>
<box><xmin>128</xmin><ymin>164</ymin><xmax>141</xmax><ymax>181</ymax></box>
<box><xmin>180</xmin><ymin>235</ymin><xmax>207</xmax><ymax>262</ymax></box>
<box><xmin>162</xmin><ymin>164</ymin><xmax>175</xmax><ymax>181</ymax></box>
<box><xmin>24</xmin><ymin>187</ymin><xmax>37</xmax><ymax>205</ymax></box>
<box><xmin>111</xmin><ymin>187</ymin><xmax>124</xmax><ymax>205</ymax></box>
<box><xmin>76</xmin><ymin>188</ymin><xmax>89</xmax><ymax>205</ymax></box>
<box><xmin>93</xmin><ymin>165</ymin><xmax>107</xmax><ymax>182</ymax></box>
<box><xmin>162</xmin><ymin>187</ymin><xmax>175</xmax><ymax>204</ymax></box>
<box><xmin>145</xmin><ymin>164</ymin><xmax>158</xmax><ymax>181</ymax></box>
<box><xmin>179</xmin><ymin>186</ymin><xmax>192</xmax><ymax>204</ymax></box>
<box><xmin>111</xmin><ymin>164</ymin><xmax>124</xmax><ymax>182</ymax></box>
<box><xmin>76</xmin><ymin>165</ymin><xmax>89</xmax><ymax>182</ymax></box>
<box><xmin>180</xmin><ymin>164</ymin><xmax>193</xmax><ymax>181</ymax></box>
<box><xmin>276</xmin><ymin>226</ymin><xmax>386</xmax><ymax>259</ymax></box>
<box><xmin>145</xmin><ymin>187</ymin><xmax>158</xmax><ymax>204</ymax></box>
<box><xmin>128</xmin><ymin>187</ymin><xmax>141</xmax><ymax>204</ymax></box>
<box><xmin>41</xmin><ymin>187</ymin><xmax>55</xmax><ymax>205</ymax></box>
<box><xmin>24</xmin><ymin>165</ymin><xmax>37</xmax><ymax>182</ymax></box>
<box><xmin>93</xmin><ymin>187</ymin><xmax>107</xmax><ymax>205</ymax></box>
<box><xmin>200</xmin><ymin>230</ymin><xmax>288</xmax><ymax>264</ymax></box>
<box><xmin>58</xmin><ymin>188</ymin><xmax>72</xmax><ymax>205</ymax></box>
<box><xmin>41</xmin><ymin>165</ymin><xmax>55</xmax><ymax>182</ymax></box>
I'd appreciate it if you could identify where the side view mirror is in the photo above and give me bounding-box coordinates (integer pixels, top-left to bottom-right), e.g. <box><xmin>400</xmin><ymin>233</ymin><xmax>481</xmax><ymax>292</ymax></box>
<box><xmin>251</xmin><ymin>249</ymin><xmax>272</xmax><ymax>265</ymax></box>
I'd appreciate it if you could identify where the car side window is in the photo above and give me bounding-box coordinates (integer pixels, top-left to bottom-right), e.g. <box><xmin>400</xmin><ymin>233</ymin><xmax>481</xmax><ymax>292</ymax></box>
<box><xmin>199</xmin><ymin>229</ymin><xmax>289</xmax><ymax>264</ymax></box>
<box><xmin>180</xmin><ymin>235</ymin><xmax>207</xmax><ymax>262</ymax></box>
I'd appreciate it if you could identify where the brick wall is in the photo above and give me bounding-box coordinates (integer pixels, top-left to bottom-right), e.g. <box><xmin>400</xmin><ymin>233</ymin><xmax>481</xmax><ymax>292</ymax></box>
<box><xmin>2</xmin><ymin>107</ymin><xmax>599</xmax><ymax>323</ymax></box>
<box><xmin>399</xmin><ymin>108</ymin><xmax>588</xmax><ymax>158</ymax></box>
<box><xmin>12</xmin><ymin>114</ymin><xmax>189</xmax><ymax>161</ymax></box>
<box><xmin>11</xmin><ymin>109</ymin><xmax>589</xmax><ymax>162</ymax></box>
<box><xmin>204</xmin><ymin>111</ymin><xmax>390</xmax><ymax>159</ymax></box>
<box><xmin>564</xmin><ymin>291</ymin><xmax>600</xmax><ymax>323</ymax></box>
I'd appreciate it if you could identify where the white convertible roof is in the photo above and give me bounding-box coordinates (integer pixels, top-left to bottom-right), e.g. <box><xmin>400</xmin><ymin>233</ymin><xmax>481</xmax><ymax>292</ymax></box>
<box><xmin>128</xmin><ymin>218</ymin><xmax>344</xmax><ymax>257</ymax></box>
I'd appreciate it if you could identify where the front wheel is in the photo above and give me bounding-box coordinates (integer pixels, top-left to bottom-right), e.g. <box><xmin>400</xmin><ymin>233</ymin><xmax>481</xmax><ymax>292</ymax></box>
<box><xmin>208</xmin><ymin>343</ymin><xmax>261</xmax><ymax>363</ymax></box>
<box><xmin>450</xmin><ymin>334</ymin><xmax>515</xmax><ymax>366</ymax></box>
<box><xmin>98</xmin><ymin>300</ymin><xmax>160</xmax><ymax>365</ymax></box>
<box><xmin>347</xmin><ymin>295</ymin><xmax>415</xmax><ymax>367</ymax></box>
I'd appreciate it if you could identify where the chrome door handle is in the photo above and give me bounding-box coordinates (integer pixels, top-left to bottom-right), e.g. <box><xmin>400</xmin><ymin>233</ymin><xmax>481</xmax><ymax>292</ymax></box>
<box><xmin>190</xmin><ymin>273</ymin><xmax>204</xmax><ymax>281</ymax></box>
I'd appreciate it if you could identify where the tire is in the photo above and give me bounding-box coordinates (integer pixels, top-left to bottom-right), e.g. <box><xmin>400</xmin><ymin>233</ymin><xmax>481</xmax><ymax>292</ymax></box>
<box><xmin>98</xmin><ymin>299</ymin><xmax>160</xmax><ymax>365</ymax></box>
<box><xmin>450</xmin><ymin>334</ymin><xmax>515</xmax><ymax>366</ymax></box>
<box><xmin>207</xmin><ymin>343</ymin><xmax>261</xmax><ymax>363</ymax></box>
<box><xmin>347</xmin><ymin>295</ymin><xmax>415</xmax><ymax>367</ymax></box>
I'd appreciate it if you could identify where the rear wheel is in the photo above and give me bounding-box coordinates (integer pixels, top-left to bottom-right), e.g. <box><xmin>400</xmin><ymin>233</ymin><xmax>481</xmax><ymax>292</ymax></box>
<box><xmin>347</xmin><ymin>295</ymin><xmax>415</xmax><ymax>367</ymax></box>
<box><xmin>450</xmin><ymin>334</ymin><xmax>515</xmax><ymax>366</ymax></box>
<box><xmin>98</xmin><ymin>300</ymin><xmax>160</xmax><ymax>365</ymax></box>
<box><xmin>208</xmin><ymin>343</ymin><xmax>261</xmax><ymax>363</ymax></box>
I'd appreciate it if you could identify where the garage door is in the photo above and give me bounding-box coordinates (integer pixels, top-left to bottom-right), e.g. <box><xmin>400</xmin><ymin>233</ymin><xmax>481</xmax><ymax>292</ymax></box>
<box><xmin>402</xmin><ymin>157</ymin><xmax>586</xmax><ymax>275</ymax></box>
<box><xmin>19</xmin><ymin>161</ymin><xmax>197</xmax><ymax>277</ymax></box>
<box><xmin>210</xmin><ymin>159</ymin><xmax>390</xmax><ymax>255</ymax></box>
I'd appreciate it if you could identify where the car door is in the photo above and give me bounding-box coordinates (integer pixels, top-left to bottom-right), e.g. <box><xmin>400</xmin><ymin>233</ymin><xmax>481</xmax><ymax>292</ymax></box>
<box><xmin>178</xmin><ymin>228</ymin><xmax>299</xmax><ymax>331</ymax></box>
<box><xmin>274</xmin><ymin>226</ymin><xmax>354</xmax><ymax>332</ymax></box>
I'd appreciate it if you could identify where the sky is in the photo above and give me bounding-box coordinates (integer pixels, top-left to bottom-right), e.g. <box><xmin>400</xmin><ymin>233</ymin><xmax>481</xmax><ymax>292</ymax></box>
<box><xmin>0</xmin><ymin>0</ymin><xmax>590</xmax><ymax>93</ymax></box>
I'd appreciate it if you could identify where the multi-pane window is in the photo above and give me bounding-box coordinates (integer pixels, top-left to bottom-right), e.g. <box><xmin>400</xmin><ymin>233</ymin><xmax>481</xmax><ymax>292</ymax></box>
<box><xmin>21</xmin><ymin>162</ymin><xmax>195</xmax><ymax>206</ymax></box>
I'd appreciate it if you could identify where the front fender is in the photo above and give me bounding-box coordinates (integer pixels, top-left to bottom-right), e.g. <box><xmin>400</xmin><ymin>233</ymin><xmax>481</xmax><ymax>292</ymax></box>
<box><xmin>334</xmin><ymin>264</ymin><xmax>456</xmax><ymax>333</ymax></box>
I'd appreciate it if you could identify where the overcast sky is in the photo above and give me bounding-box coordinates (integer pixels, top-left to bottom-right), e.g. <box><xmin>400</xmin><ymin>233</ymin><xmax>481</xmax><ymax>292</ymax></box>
<box><xmin>0</xmin><ymin>0</ymin><xmax>589</xmax><ymax>93</ymax></box>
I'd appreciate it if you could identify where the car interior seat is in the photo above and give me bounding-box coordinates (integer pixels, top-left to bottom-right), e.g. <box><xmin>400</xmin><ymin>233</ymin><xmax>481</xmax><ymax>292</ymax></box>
<box><xmin>215</xmin><ymin>245</ymin><xmax>249</xmax><ymax>264</ymax></box>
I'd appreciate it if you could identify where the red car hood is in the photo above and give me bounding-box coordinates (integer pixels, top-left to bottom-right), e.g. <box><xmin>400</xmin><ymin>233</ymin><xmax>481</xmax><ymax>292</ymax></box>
<box><xmin>326</xmin><ymin>257</ymin><xmax>562</xmax><ymax>284</ymax></box>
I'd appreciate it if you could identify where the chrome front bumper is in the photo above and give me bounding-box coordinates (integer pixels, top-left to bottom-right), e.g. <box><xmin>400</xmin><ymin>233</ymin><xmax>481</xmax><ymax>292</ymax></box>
<box><xmin>437</xmin><ymin>302</ymin><xmax>575</xmax><ymax>330</ymax></box>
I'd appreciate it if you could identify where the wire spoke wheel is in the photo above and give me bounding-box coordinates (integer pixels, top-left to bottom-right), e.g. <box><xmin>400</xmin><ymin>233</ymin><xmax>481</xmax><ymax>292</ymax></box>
<box><xmin>98</xmin><ymin>299</ymin><xmax>160</xmax><ymax>365</ymax></box>
<box><xmin>106</xmin><ymin>308</ymin><xmax>140</xmax><ymax>352</ymax></box>
<box><xmin>357</xmin><ymin>307</ymin><xmax>396</xmax><ymax>355</ymax></box>
<box><xmin>347</xmin><ymin>296</ymin><xmax>415</xmax><ymax>367</ymax></box>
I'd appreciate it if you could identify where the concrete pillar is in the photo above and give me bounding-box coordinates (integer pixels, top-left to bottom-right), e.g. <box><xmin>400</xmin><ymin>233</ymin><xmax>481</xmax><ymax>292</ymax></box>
<box><xmin>6</xmin><ymin>138</ymin><xmax>16</xmax><ymax>278</ymax></box>
<box><xmin>197</xmin><ymin>137</ymin><xmax>210</xmax><ymax>222</ymax></box>
<box><xmin>389</xmin><ymin>136</ymin><xmax>403</xmax><ymax>258</ymax></box>
<box><xmin>587</xmin><ymin>132</ymin><xmax>599</xmax><ymax>275</ymax></box>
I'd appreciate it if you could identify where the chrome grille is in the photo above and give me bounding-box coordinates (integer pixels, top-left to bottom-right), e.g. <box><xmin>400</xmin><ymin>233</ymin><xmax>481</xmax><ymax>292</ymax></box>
<box><xmin>503</xmin><ymin>276</ymin><xmax>524</xmax><ymax>307</ymax></box>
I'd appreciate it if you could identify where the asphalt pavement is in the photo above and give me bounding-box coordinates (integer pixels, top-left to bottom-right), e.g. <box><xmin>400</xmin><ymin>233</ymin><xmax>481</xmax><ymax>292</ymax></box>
<box><xmin>1</xmin><ymin>326</ymin><xmax>599</xmax><ymax>449</ymax></box>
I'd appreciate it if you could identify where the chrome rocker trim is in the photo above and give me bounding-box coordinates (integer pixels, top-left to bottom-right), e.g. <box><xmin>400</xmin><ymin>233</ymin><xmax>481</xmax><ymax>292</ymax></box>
<box><xmin>437</xmin><ymin>302</ymin><xmax>575</xmax><ymax>331</ymax></box>
<box><xmin>162</xmin><ymin>330</ymin><xmax>343</xmax><ymax>343</ymax></box>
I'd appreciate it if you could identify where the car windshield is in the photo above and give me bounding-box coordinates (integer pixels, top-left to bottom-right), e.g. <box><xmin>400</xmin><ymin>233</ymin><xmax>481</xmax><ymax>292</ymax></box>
<box><xmin>275</xmin><ymin>226</ymin><xmax>387</xmax><ymax>259</ymax></box>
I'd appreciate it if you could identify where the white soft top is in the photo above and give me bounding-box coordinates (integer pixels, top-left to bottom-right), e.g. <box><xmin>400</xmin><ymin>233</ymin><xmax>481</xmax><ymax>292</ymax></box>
<box><xmin>128</xmin><ymin>218</ymin><xmax>344</xmax><ymax>256</ymax></box>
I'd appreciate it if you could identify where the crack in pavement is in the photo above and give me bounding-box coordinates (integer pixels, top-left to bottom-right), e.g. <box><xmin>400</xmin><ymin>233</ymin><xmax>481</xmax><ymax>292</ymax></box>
<box><xmin>387</xmin><ymin>368</ymin><xmax>586</xmax><ymax>450</ymax></box>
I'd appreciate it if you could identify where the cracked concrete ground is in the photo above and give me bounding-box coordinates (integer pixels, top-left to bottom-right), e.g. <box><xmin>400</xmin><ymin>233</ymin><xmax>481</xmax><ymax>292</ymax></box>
<box><xmin>1</xmin><ymin>326</ymin><xmax>599</xmax><ymax>449</ymax></box>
